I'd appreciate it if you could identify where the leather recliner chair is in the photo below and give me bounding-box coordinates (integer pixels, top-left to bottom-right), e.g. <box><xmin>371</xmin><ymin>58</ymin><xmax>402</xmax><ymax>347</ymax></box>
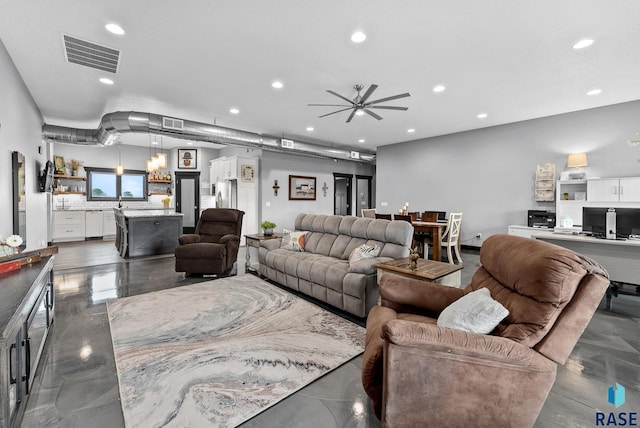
<box><xmin>175</xmin><ymin>208</ymin><xmax>244</xmax><ymax>275</ymax></box>
<box><xmin>361</xmin><ymin>234</ymin><xmax>609</xmax><ymax>428</ymax></box>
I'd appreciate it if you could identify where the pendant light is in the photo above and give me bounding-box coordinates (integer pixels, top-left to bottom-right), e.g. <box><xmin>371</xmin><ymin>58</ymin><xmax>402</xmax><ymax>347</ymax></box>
<box><xmin>155</xmin><ymin>136</ymin><xmax>167</xmax><ymax>169</ymax></box>
<box><xmin>115</xmin><ymin>141</ymin><xmax>124</xmax><ymax>175</ymax></box>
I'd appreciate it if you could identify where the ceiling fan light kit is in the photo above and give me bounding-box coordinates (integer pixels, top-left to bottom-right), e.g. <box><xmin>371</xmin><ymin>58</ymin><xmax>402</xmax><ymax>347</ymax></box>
<box><xmin>308</xmin><ymin>83</ymin><xmax>410</xmax><ymax>123</ymax></box>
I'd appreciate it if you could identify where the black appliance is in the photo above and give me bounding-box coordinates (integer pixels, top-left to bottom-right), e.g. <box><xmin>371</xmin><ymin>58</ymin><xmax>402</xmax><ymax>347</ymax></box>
<box><xmin>527</xmin><ymin>210</ymin><xmax>556</xmax><ymax>228</ymax></box>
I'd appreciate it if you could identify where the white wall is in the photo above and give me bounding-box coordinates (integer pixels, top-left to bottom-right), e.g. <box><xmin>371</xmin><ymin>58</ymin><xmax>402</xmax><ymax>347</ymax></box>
<box><xmin>0</xmin><ymin>40</ymin><xmax>48</xmax><ymax>250</ymax></box>
<box><xmin>259</xmin><ymin>150</ymin><xmax>376</xmax><ymax>231</ymax></box>
<box><xmin>377</xmin><ymin>100</ymin><xmax>640</xmax><ymax>247</ymax></box>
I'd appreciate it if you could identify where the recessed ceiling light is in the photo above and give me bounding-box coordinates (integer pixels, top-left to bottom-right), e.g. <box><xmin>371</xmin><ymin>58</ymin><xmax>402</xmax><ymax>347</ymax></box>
<box><xmin>407</xmin><ymin>128</ymin><xmax>415</xmax><ymax>133</ymax></box>
<box><xmin>433</xmin><ymin>85</ymin><xmax>446</xmax><ymax>93</ymax></box>
<box><xmin>587</xmin><ymin>89</ymin><xmax>602</xmax><ymax>96</ymax></box>
<box><xmin>355</xmin><ymin>110</ymin><xmax>364</xmax><ymax>116</ymax></box>
<box><xmin>99</xmin><ymin>77</ymin><xmax>114</xmax><ymax>85</ymax></box>
<box><xmin>186</xmin><ymin>142</ymin><xmax>193</xmax><ymax>145</ymax></box>
<box><xmin>477</xmin><ymin>113</ymin><xmax>488</xmax><ymax>119</ymax></box>
<box><xmin>358</xmin><ymin>139</ymin><xmax>365</xmax><ymax>143</ymax></box>
<box><xmin>306</xmin><ymin>126</ymin><xmax>314</xmax><ymax>132</ymax></box>
<box><xmin>272</xmin><ymin>80</ymin><xmax>284</xmax><ymax>89</ymax></box>
<box><xmin>151</xmin><ymin>140</ymin><xmax>158</xmax><ymax>145</ymax></box>
<box><xmin>351</xmin><ymin>31</ymin><xmax>367</xmax><ymax>43</ymax></box>
<box><xmin>105</xmin><ymin>23</ymin><xmax>125</xmax><ymax>35</ymax></box>
<box><xmin>229</xmin><ymin>108</ymin><xmax>240</xmax><ymax>114</ymax></box>
<box><xmin>573</xmin><ymin>39</ymin><xmax>594</xmax><ymax>49</ymax></box>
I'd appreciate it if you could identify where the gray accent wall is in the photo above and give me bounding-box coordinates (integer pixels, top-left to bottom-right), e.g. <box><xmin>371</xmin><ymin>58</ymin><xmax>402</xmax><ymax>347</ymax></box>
<box><xmin>377</xmin><ymin>100</ymin><xmax>640</xmax><ymax>247</ymax></box>
<box><xmin>0</xmin><ymin>40</ymin><xmax>48</xmax><ymax>250</ymax></box>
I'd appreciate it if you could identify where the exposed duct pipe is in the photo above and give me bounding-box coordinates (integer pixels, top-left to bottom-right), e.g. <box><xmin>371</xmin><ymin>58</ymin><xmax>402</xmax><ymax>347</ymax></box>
<box><xmin>42</xmin><ymin>111</ymin><xmax>376</xmax><ymax>163</ymax></box>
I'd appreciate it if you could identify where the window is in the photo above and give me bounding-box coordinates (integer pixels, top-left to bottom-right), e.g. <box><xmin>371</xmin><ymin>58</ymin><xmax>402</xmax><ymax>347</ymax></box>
<box><xmin>85</xmin><ymin>167</ymin><xmax>148</xmax><ymax>201</ymax></box>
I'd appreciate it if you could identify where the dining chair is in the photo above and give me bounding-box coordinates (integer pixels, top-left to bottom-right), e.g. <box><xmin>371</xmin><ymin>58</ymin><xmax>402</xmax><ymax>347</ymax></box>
<box><xmin>441</xmin><ymin>212</ymin><xmax>463</xmax><ymax>264</ymax></box>
<box><xmin>416</xmin><ymin>212</ymin><xmax>439</xmax><ymax>258</ymax></box>
<box><xmin>361</xmin><ymin>208</ymin><xmax>376</xmax><ymax>218</ymax></box>
<box><xmin>375</xmin><ymin>213</ymin><xmax>392</xmax><ymax>220</ymax></box>
<box><xmin>408</xmin><ymin>211</ymin><xmax>420</xmax><ymax>221</ymax></box>
<box><xmin>393</xmin><ymin>214</ymin><xmax>412</xmax><ymax>223</ymax></box>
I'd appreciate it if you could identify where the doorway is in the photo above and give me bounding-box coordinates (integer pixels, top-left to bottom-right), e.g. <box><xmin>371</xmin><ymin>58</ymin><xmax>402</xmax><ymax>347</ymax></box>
<box><xmin>333</xmin><ymin>173</ymin><xmax>352</xmax><ymax>216</ymax></box>
<box><xmin>175</xmin><ymin>172</ymin><xmax>200</xmax><ymax>234</ymax></box>
<box><xmin>356</xmin><ymin>175</ymin><xmax>373</xmax><ymax>216</ymax></box>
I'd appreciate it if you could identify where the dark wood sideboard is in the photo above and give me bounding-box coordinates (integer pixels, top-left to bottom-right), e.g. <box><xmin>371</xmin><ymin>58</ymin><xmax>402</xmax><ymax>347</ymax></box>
<box><xmin>0</xmin><ymin>256</ymin><xmax>55</xmax><ymax>428</ymax></box>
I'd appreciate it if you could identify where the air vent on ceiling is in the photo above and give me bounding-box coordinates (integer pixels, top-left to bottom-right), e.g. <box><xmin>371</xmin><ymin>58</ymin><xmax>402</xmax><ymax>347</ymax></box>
<box><xmin>62</xmin><ymin>34</ymin><xmax>120</xmax><ymax>73</ymax></box>
<box><xmin>281</xmin><ymin>138</ymin><xmax>294</xmax><ymax>149</ymax></box>
<box><xmin>162</xmin><ymin>117</ymin><xmax>184</xmax><ymax>131</ymax></box>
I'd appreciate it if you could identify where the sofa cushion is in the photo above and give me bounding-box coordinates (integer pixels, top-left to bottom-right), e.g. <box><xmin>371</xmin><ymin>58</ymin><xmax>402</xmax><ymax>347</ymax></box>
<box><xmin>349</xmin><ymin>244</ymin><xmax>381</xmax><ymax>264</ymax></box>
<box><xmin>437</xmin><ymin>287</ymin><xmax>509</xmax><ymax>334</ymax></box>
<box><xmin>281</xmin><ymin>230</ymin><xmax>308</xmax><ymax>251</ymax></box>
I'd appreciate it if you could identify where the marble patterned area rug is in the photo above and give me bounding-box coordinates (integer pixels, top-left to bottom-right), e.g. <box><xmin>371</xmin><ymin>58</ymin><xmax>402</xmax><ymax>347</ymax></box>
<box><xmin>106</xmin><ymin>274</ymin><xmax>365</xmax><ymax>427</ymax></box>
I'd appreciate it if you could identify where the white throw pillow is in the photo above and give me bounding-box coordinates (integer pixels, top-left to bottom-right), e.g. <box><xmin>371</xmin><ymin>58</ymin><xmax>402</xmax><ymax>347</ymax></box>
<box><xmin>348</xmin><ymin>244</ymin><xmax>381</xmax><ymax>265</ymax></box>
<box><xmin>437</xmin><ymin>288</ymin><xmax>509</xmax><ymax>334</ymax></box>
<box><xmin>280</xmin><ymin>229</ymin><xmax>308</xmax><ymax>252</ymax></box>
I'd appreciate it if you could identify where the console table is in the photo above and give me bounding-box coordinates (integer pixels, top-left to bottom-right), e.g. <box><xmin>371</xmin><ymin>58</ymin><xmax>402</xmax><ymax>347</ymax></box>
<box><xmin>0</xmin><ymin>256</ymin><xmax>55</xmax><ymax>428</ymax></box>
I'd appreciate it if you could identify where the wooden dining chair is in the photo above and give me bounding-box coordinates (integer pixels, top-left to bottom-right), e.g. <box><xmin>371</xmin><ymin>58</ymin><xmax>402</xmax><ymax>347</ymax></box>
<box><xmin>375</xmin><ymin>213</ymin><xmax>392</xmax><ymax>220</ymax></box>
<box><xmin>361</xmin><ymin>208</ymin><xmax>376</xmax><ymax>218</ymax></box>
<box><xmin>441</xmin><ymin>212</ymin><xmax>463</xmax><ymax>264</ymax></box>
<box><xmin>393</xmin><ymin>214</ymin><xmax>412</xmax><ymax>223</ymax></box>
<box><xmin>408</xmin><ymin>211</ymin><xmax>420</xmax><ymax>221</ymax></box>
<box><xmin>415</xmin><ymin>212</ymin><xmax>439</xmax><ymax>258</ymax></box>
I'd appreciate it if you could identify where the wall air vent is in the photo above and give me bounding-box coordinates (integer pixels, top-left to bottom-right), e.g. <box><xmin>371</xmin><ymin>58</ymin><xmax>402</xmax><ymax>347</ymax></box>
<box><xmin>162</xmin><ymin>117</ymin><xmax>184</xmax><ymax>131</ymax></box>
<box><xmin>281</xmin><ymin>138</ymin><xmax>294</xmax><ymax>149</ymax></box>
<box><xmin>62</xmin><ymin>34</ymin><xmax>120</xmax><ymax>73</ymax></box>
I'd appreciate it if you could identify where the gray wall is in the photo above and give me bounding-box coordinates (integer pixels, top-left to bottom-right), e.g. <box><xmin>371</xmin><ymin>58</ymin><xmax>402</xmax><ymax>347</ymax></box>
<box><xmin>377</xmin><ymin>100</ymin><xmax>640</xmax><ymax>246</ymax></box>
<box><xmin>259</xmin><ymin>151</ymin><xmax>376</xmax><ymax>231</ymax></box>
<box><xmin>0</xmin><ymin>40</ymin><xmax>48</xmax><ymax>250</ymax></box>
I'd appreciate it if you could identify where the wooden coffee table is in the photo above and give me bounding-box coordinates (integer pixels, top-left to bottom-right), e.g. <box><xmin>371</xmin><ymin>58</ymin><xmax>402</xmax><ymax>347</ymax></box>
<box><xmin>374</xmin><ymin>257</ymin><xmax>463</xmax><ymax>287</ymax></box>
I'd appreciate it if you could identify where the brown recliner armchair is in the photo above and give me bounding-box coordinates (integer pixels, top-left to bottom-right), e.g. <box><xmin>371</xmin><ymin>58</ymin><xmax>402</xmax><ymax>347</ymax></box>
<box><xmin>175</xmin><ymin>208</ymin><xmax>244</xmax><ymax>275</ymax></box>
<box><xmin>362</xmin><ymin>234</ymin><xmax>609</xmax><ymax>428</ymax></box>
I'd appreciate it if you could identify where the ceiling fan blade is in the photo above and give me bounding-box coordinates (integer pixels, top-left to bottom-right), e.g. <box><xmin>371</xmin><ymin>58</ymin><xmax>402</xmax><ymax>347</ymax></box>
<box><xmin>365</xmin><ymin>92</ymin><xmax>411</xmax><ymax>106</ymax></box>
<box><xmin>308</xmin><ymin>103</ymin><xmax>352</xmax><ymax>107</ymax></box>
<box><xmin>326</xmin><ymin>90</ymin><xmax>356</xmax><ymax>105</ymax></box>
<box><xmin>359</xmin><ymin>84</ymin><xmax>378</xmax><ymax>104</ymax></box>
<box><xmin>363</xmin><ymin>108</ymin><xmax>383</xmax><ymax>120</ymax></box>
<box><xmin>345</xmin><ymin>109</ymin><xmax>357</xmax><ymax>123</ymax></box>
<box><xmin>318</xmin><ymin>107</ymin><xmax>355</xmax><ymax>118</ymax></box>
<box><xmin>367</xmin><ymin>105</ymin><xmax>409</xmax><ymax>111</ymax></box>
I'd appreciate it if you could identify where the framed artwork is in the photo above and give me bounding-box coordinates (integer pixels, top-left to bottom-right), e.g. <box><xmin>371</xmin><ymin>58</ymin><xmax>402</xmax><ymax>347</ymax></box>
<box><xmin>178</xmin><ymin>149</ymin><xmax>197</xmax><ymax>169</ymax></box>
<box><xmin>54</xmin><ymin>155</ymin><xmax>66</xmax><ymax>174</ymax></box>
<box><xmin>289</xmin><ymin>175</ymin><xmax>316</xmax><ymax>200</ymax></box>
<box><xmin>240</xmin><ymin>163</ymin><xmax>255</xmax><ymax>182</ymax></box>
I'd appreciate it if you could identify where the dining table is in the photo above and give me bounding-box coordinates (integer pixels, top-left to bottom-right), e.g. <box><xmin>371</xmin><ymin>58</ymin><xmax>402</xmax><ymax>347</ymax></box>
<box><xmin>411</xmin><ymin>221</ymin><xmax>448</xmax><ymax>262</ymax></box>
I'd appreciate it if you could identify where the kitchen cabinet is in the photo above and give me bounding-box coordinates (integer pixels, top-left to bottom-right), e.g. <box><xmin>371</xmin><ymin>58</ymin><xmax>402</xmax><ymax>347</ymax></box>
<box><xmin>85</xmin><ymin>211</ymin><xmax>103</xmax><ymax>238</ymax></box>
<box><xmin>0</xmin><ymin>256</ymin><xmax>54</xmax><ymax>428</ymax></box>
<box><xmin>102</xmin><ymin>210</ymin><xmax>116</xmax><ymax>237</ymax></box>
<box><xmin>53</xmin><ymin>211</ymin><xmax>85</xmax><ymax>242</ymax></box>
<box><xmin>587</xmin><ymin>177</ymin><xmax>640</xmax><ymax>202</ymax></box>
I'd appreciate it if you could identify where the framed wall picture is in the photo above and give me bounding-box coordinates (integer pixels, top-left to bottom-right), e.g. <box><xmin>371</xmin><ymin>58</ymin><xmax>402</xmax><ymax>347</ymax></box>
<box><xmin>53</xmin><ymin>155</ymin><xmax>66</xmax><ymax>174</ymax></box>
<box><xmin>240</xmin><ymin>163</ymin><xmax>256</xmax><ymax>182</ymax></box>
<box><xmin>289</xmin><ymin>175</ymin><xmax>316</xmax><ymax>200</ymax></box>
<box><xmin>178</xmin><ymin>149</ymin><xmax>197</xmax><ymax>169</ymax></box>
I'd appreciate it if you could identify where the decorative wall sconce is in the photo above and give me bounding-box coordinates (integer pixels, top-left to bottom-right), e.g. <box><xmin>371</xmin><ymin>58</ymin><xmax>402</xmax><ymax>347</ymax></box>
<box><xmin>273</xmin><ymin>179</ymin><xmax>280</xmax><ymax>196</ymax></box>
<box><xmin>322</xmin><ymin>182</ymin><xmax>328</xmax><ymax>197</ymax></box>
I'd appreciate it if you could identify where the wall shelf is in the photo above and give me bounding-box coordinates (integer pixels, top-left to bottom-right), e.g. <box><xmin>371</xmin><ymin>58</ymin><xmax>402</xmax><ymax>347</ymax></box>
<box><xmin>53</xmin><ymin>174</ymin><xmax>86</xmax><ymax>180</ymax></box>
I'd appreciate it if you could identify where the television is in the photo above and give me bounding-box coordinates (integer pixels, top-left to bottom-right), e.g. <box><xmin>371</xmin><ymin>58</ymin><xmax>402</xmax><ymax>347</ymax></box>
<box><xmin>582</xmin><ymin>207</ymin><xmax>640</xmax><ymax>238</ymax></box>
<box><xmin>39</xmin><ymin>160</ymin><xmax>54</xmax><ymax>192</ymax></box>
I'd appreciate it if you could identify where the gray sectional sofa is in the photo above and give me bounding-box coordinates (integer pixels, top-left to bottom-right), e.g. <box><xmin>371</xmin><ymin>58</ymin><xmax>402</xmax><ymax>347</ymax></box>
<box><xmin>258</xmin><ymin>213</ymin><xmax>413</xmax><ymax>317</ymax></box>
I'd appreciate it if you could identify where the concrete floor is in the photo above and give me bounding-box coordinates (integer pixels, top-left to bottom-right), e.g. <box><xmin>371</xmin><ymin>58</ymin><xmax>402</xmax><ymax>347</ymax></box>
<box><xmin>19</xmin><ymin>241</ymin><xmax>640</xmax><ymax>427</ymax></box>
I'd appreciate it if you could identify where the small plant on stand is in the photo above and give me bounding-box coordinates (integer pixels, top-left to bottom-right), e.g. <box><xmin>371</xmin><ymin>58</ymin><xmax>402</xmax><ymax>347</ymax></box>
<box><xmin>65</xmin><ymin>159</ymin><xmax>83</xmax><ymax>176</ymax></box>
<box><xmin>260</xmin><ymin>221</ymin><xmax>277</xmax><ymax>236</ymax></box>
<box><xmin>161</xmin><ymin>197</ymin><xmax>171</xmax><ymax>208</ymax></box>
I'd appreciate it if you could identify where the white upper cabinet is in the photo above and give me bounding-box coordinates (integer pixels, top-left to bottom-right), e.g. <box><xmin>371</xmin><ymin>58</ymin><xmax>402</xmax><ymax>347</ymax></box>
<box><xmin>588</xmin><ymin>177</ymin><xmax>640</xmax><ymax>202</ymax></box>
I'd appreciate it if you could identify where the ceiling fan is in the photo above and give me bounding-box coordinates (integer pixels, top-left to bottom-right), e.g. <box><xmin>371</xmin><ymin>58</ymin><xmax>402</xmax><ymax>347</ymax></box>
<box><xmin>308</xmin><ymin>84</ymin><xmax>410</xmax><ymax>123</ymax></box>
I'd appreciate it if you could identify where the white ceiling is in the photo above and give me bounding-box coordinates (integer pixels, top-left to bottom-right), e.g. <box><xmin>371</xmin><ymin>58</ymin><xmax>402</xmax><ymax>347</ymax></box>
<box><xmin>2</xmin><ymin>0</ymin><xmax>640</xmax><ymax>152</ymax></box>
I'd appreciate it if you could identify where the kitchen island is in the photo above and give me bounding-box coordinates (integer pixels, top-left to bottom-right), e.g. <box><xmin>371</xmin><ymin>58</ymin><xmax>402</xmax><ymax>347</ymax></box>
<box><xmin>117</xmin><ymin>209</ymin><xmax>184</xmax><ymax>258</ymax></box>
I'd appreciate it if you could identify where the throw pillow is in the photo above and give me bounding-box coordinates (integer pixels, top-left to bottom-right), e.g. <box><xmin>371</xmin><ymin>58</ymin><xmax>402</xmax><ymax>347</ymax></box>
<box><xmin>349</xmin><ymin>244</ymin><xmax>381</xmax><ymax>265</ymax></box>
<box><xmin>280</xmin><ymin>229</ymin><xmax>308</xmax><ymax>252</ymax></box>
<box><xmin>437</xmin><ymin>288</ymin><xmax>509</xmax><ymax>334</ymax></box>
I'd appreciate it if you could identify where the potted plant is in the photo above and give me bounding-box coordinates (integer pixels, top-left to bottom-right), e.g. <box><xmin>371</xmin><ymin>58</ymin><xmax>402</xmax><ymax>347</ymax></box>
<box><xmin>65</xmin><ymin>159</ymin><xmax>83</xmax><ymax>176</ymax></box>
<box><xmin>260</xmin><ymin>220</ymin><xmax>277</xmax><ymax>236</ymax></box>
<box><xmin>161</xmin><ymin>196</ymin><xmax>171</xmax><ymax>208</ymax></box>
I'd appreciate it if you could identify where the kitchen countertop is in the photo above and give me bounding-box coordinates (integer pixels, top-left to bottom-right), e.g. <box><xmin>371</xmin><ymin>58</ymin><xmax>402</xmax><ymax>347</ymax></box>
<box><xmin>121</xmin><ymin>209</ymin><xmax>183</xmax><ymax>218</ymax></box>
